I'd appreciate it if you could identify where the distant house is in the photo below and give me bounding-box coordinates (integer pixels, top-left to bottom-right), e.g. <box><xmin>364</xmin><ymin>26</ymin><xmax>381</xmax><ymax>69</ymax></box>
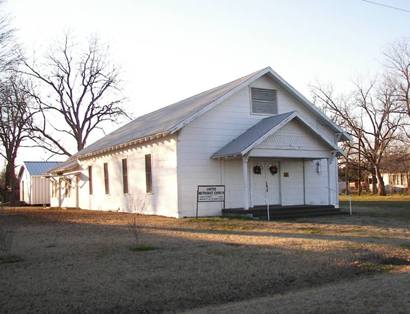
<box><xmin>47</xmin><ymin>67</ymin><xmax>349</xmax><ymax>217</ymax></box>
<box><xmin>18</xmin><ymin>161</ymin><xmax>62</xmax><ymax>205</ymax></box>
<box><xmin>369</xmin><ymin>172</ymin><xmax>409</xmax><ymax>194</ymax></box>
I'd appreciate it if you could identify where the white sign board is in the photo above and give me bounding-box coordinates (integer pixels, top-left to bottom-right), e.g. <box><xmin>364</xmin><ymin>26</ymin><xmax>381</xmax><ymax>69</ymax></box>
<box><xmin>197</xmin><ymin>185</ymin><xmax>225</xmax><ymax>202</ymax></box>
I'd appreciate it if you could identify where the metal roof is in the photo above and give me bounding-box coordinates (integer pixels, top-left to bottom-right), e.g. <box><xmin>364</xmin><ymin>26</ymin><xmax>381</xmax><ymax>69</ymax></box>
<box><xmin>23</xmin><ymin>161</ymin><xmax>63</xmax><ymax>176</ymax></box>
<box><xmin>73</xmin><ymin>68</ymin><xmax>264</xmax><ymax>159</ymax></box>
<box><xmin>212</xmin><ymin>112</ymin><xmax>295</xmax><ymax>158</ymax></box>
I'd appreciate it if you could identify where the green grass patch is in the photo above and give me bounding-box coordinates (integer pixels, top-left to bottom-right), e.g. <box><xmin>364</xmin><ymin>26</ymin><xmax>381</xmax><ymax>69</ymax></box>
<box><xmin>185</xmin><ymin>216</ymin><xmax>255</xmax><ymax>223</ymax></box>
<box><xmin>355</xmin><ymin>255</ymin><xmax>410</xmax><ymax>273</ymax></box>
<box><xmin>129</xmin><ymin>245</ymin><xmax>158</xmax><ymax>252</ymax></box>
<box><xmin>340</xmin><ymin>194</ymin><xmax>410</xmax><ymax>202</ymax></box>
<box><xmin>300</xmin><ymin>227</ymin><xmax>324</xmax><ymax>235</ymax></box>
<box><xmin>0</xmin><ymin>255</ymin><xmax>23</xmax><ymax>264</ymax></box>
<box><xmin>214</xmin><ymin>224</ymin><xmax>254</xmax><ymax>231</ymax></box>
<box><xmin>359</xmin><ymin>262</ymin><xmax>394</xmax><ymax>273</ymax></box>
<box><xmin>339</xmin><ymin>196</ymin><xmax>410</xmax><ymax>220</ymax></box>
<box><xmin>399</xmin><ymin>243</ymin><xmax>410</xmax><ymax>249</ymax></box>
<box><xmin>183</xmin><ymin>216</ymin><xmax>257</xmax><ymax>231</ymax></box>
<box><xmin>222</xmin><ymin>215</ymin><xmax>256</xmax><ymax>220</ymax></box>
<box><xmin>207</xmin><ymin>248</ymin><xmax>229</xmax><ymax>256</ymax></box>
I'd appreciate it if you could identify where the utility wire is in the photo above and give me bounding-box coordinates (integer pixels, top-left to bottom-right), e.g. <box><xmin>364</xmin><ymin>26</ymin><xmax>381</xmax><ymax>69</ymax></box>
<box><xmin>362</xmin><ymin>0</ymin><xmax>410</xmax><ymax>13</ymax></box>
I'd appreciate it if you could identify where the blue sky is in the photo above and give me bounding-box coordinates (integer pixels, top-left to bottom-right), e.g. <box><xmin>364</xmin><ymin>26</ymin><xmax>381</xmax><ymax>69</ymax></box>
<box><xmin>4</xmin><ymin>0</ymin><xmax>410</xmax><ymax>161</ymax></box>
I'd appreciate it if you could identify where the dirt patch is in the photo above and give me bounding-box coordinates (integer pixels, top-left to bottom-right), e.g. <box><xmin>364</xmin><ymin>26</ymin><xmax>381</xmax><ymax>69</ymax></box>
<box><xmin>0</xmin><ymin>206</ymin><xmax>409</xmax><ymax>313</ymax></box>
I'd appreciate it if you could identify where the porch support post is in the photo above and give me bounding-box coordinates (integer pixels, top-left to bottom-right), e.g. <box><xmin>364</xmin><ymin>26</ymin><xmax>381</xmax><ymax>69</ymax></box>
<box><xmin>58</xmin><ymin>177</ymin><xmax>62</xmax><ymax>208</ymax></box>
<box><xmin>327</xmin><ymin>158</ymin><xmax>331</xmax><ymax>205</ymax></box>
<box><xmin>302</xmin><ymin>159</ymin><xmax>306</xmax><ymax>205</ymax></box>
<box><xmin>242</xmin><ymin>155</ymin><xmax>250</xmax><ymax>210</ymax></box>
<box><xmin>328</xmin><ymin>154</ymin><xmax>337</xmax><ymax>206</ymax></box>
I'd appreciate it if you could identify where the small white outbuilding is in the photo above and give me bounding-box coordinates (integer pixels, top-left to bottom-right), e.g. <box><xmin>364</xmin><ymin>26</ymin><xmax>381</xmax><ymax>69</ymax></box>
<box><xmin>18</xmin><ymin>161</ymin><xmax>62</xmax><ymax>205</ymax></box>
<box><xmin>47</xmin><ymin>67</ymin><xmax>350</xmax><ymax>217</ymax></box>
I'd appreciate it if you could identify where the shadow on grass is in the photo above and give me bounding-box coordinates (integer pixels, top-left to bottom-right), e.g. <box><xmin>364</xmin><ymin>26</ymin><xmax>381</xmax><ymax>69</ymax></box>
<box><xmin>129</xmin><ymin>245</ymin><xmax>158</xmax><ymax>252</ymax></box>
<box><xmin>141</xmin><ymin>224</ymin><xmax>410</xmax><ymax>247</ymax></box>
<box><xmin>0</xmin><ymin>255</ymin><xmax>23</xmax><ymax>264</ymax></box>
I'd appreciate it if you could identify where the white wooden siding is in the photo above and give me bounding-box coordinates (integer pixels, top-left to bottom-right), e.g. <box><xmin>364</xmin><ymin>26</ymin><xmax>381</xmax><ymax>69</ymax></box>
<box><xmin>250</xmin><ymin>119</ymin><xmax>332</xmax><ymax>159</ymax></box>
<box><xmin>20</xmin><ymin>170</ymin><xmax>31</xmax><ymax>204</ymax></box>
<box><xmin>251</xmin><ymin>75</ymin><xmax>336</xmax><ymax>144</ymax></box>
<box><xmin>280</xmin><ymin>160</ymin><xmax>304</xmax><ymax>205</ymax></box>
<box><xmin>19</xmin><ymin>171</ymin><xmax>52</xmax><ymax>205</ymax></box>
<box><xmin>51</xmin><ymin>136</ymin><xmax>179</xmax><ymax>217</ymax></box>
<box><xmin>177</xmin><ymin>74</ymin><xmax>338</xmax><ymax>216</ymax></box>
<box><xmin>250</xmin><ymin>159</ymin><xmax>280</xmax><ymax>206</ymax></box>
<box><xmin>177</xmin><ymin>87</ymin><xmax>259</xmax><ymax>216</ymax></box>
<box><xmin>304</xmin><ymin>159</ymin><xmax>329</xmax><ymax>205</ymax></box>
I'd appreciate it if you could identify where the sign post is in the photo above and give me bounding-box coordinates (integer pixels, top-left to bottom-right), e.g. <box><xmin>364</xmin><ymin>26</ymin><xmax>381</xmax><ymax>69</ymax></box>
<box><xmin>261</xmin><ymin>162</ymin><xmax>271</xmax><ymax>221</ymax></box>
<box><xmin>196</xmin><ymin>185</ymin><xmax>225</xmax><ymax>218</ymax></box>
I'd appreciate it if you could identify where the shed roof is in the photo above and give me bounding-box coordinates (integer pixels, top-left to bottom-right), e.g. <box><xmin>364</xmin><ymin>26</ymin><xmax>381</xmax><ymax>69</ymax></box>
<box><xmin>23</xmin><ymin>161</ymin><xmax>63</xmax><ymax>176</ymax></box>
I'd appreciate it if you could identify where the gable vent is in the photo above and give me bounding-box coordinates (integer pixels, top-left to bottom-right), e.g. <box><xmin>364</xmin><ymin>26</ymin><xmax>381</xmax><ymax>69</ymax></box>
<box><xmin>251</xmin><ymin>88</ymin><xmax>278</xmax><ymax>115</ymax></box>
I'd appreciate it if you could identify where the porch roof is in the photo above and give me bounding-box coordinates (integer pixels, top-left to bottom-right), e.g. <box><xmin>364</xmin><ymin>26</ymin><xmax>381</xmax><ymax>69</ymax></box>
<box><xmin>212</xmin><ymin>111</ymin><xmax>341</xmax><ymax>159</ymax></box>
<box><xmin>47</xmin><ymin>159</ymin><xmax>80</xmax><ymax>175</ymax></box>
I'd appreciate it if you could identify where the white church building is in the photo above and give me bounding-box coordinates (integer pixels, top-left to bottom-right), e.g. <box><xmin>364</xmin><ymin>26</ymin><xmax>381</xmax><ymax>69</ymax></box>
<box><xmin>47</xmin><ymin>67</ymin><xmax>349</xmax><ymax>218</ymax></box>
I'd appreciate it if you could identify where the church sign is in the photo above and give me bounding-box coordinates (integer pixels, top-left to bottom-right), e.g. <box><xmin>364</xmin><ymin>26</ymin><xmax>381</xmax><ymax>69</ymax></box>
<box><xmin>196</xmin><ymin>185</ymin><xmax>225</xmax><ymax>217</ymax></box>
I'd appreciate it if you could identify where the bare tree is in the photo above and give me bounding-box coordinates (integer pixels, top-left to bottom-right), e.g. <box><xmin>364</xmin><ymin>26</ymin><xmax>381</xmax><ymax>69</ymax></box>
<box><xmin>23</xmin><ymin>34</ymin><xmax>128</xmax><ymax>156</ymax></box>
<box><xmin>384</xmin><ymin>39</ymin><xmax>410</xmax><ymax>119</ymax></box>
<box><xmin>0</xmin><ymin>14</ymin><xmax>20</xmax><ymax>73</ymax></box>
<box><xmin>313</xmin><ymin>79</ymin><xmax>404</xmax><ymax>195</ymax></box>
<box><xmin>0</xmin><ymin>76</ymin><xmax>36</xmax><ymax>203</ymax></box>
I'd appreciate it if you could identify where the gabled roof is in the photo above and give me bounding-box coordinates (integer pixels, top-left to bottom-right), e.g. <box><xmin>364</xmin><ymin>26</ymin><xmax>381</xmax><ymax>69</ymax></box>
<box><xmin>212</xmin><ymin>111</ymin><xmax>340</xmax><ymax>159</ymax></box>
<box><xmin>71</xmin><ymin>66</ymin><xmax>349</xmax><ymax>160</ymax></box>
<box><xmin>23</xmin><ymin>161</ymin><xmax>63</xmax><ymax>176</ymax></box>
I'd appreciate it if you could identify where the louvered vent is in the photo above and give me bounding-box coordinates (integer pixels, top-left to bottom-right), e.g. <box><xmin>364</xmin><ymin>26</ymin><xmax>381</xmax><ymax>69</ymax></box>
<box><xmin>251</xmin><ymin>88</ymin><xmax>277</xmax><ymax>114</ymax></box>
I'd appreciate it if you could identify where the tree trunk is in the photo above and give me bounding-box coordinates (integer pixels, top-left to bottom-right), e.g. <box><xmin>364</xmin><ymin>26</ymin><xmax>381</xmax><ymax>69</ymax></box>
<box><xmin>407</xmin><ymin>173</ymin><xmax>410</xmax><ymax>195</ymax></box>
<box><xmin>345</xmin><ymin>161</ymin><xmax>349</xmax><ymax>195</ymax></box>
<box><xmin>370</xmin><ymin>168</ymin><xmax>377</xmax><ymax>194</ymax></box>
<box><xmin>358</xmin><ymin>139</ymin><xmax>362</xmax><ymax>196</ymax></box>
<box><xmin>375</xmin><ymin>166</ymin><xmax>386</xmax><ymax>196</ymax></box>
<box><xmin>371</xmin><ymin>175</ymin><xmax>377</xmax><ymax>194</ymax></box>
<box><xmin>4</xmin><ymin>159</ymin><xmax>18</xmax><ymax>204</ymax></box>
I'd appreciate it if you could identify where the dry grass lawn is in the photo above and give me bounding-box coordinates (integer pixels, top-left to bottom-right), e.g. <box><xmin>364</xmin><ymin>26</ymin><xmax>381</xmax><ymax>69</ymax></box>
<box><xmin>0</xmin><ymin>201</ymin><xmax>409</xmax><ymax>313</ymax></box>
